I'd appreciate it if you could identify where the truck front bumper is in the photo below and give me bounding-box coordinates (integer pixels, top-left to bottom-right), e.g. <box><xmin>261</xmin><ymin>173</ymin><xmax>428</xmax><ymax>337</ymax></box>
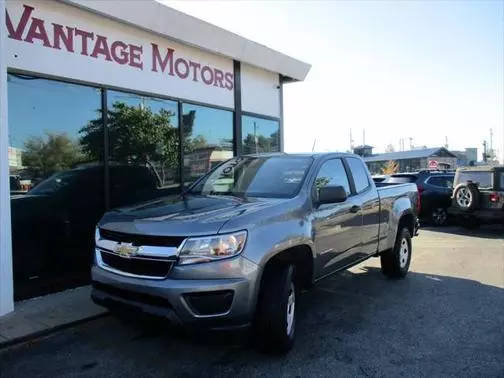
<box><xmin>91</xmin><ymin>256</ymin><xmax>261</xmax><ymax>330</ymax></box>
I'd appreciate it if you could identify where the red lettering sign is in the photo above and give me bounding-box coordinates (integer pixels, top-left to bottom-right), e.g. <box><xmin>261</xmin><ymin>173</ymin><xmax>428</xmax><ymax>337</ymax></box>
<box><xmin>5</xmin><ymin>4</ymin><xmax>234</xmax><ymax>90</ymax></box>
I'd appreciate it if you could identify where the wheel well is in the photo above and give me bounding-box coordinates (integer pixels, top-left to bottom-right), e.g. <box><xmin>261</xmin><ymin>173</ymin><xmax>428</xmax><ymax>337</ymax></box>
<box><xmin>261</xmin><ymin>245</ymin><xmax>314</xmax><ymax>290</ymax></box>
<box><xmin>399</xmin><ymin>212</ymin><xmax>415</xmax><ymax>236</ymax></box>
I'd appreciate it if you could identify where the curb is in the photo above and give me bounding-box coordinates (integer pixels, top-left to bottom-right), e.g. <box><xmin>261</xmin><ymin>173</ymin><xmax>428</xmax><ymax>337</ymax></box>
<box><xmin>0</xmin><ymin>312</ymin><xmax>109</xmax><ymax>350</ymax></box>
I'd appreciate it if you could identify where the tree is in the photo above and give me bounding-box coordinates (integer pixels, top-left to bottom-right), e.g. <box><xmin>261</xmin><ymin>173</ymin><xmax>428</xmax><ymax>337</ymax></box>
<box><xmin>382</xmin><ymin>160</ymin><xmax>399</xmax><ymax>174</ymax></box>
<box><xmin>22</xmin><ymin>132</ymin><xmax>84</xmax><ymax>179</ymax></box>
<box><xmin>80</xmin><ymin>102</ymin><xmax>179</xmax><ymax>183</ymax></box>
<box><xmin>242</xmin><ymin>130</ymin><xmax>279</xmax><ymax>154</ymax></box>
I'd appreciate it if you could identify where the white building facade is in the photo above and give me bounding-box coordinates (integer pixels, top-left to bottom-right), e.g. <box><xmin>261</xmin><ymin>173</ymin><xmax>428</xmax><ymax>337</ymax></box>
<box><xmin>0</xmin><ymin>0</ymin><xmax>310</xmax><ymax>316</ymax></box>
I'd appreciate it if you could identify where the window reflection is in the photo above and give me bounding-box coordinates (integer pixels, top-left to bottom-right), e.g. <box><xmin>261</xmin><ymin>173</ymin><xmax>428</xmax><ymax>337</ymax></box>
<box><xmin>182</xmin><ymin>103</ymin><xmax>233</xmax><ymax>184</ymax></box>
<box><xmin>106</xmin><ymin>91</ymin><xmax>180</xmax><ymax>208</ymax></box>
<box><xmin>7</xmin><ymin>74</ymin><xmax>103</xmax><ymax>299</ymax></box>
<box><xmin>242</xmin><ymin>115</ymin><xmax>280</xmax><ymax>154</ymax></box>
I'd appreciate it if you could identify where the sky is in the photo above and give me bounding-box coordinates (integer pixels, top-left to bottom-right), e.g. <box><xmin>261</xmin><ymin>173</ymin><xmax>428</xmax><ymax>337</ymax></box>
<box><xmin>163</xmin><ymin>0</ymin><xmax>503</xmax><ymax>162</ymax></box>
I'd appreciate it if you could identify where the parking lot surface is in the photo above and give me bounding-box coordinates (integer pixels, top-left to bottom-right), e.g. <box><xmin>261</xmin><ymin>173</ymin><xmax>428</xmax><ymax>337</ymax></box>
<box><xmin>1</xmin><ymin>226</ymin><xmax>503</xmax><ymax>377</ymax></box>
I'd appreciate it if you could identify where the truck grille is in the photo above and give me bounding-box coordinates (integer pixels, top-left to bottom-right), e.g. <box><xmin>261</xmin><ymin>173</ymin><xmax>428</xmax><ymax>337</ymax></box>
<box><xmin>99</xmin><ymin>251</ymin><xmax>174</xmax><ymax>278</ymax></box>
<box><xmin>99</xmin><ymin>228</ymin><xmax>185</xmax><ymax>248</ymax></box>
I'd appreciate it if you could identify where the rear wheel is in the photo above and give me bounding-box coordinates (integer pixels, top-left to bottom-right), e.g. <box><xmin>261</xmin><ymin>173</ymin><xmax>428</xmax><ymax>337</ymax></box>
<box><xmin>431</xmin><ymin>207</ymin><xmax>448</xmax><ymax>226</ymax></box>
<box><xmin>381</xmin><ymin>228</ymin><xmax>411</xmax><ymax>278</ymax></box>
<box><xmin>255</xmin><ymin>264</ymin><xmax>297</xmax><ymax>354</ymax></box>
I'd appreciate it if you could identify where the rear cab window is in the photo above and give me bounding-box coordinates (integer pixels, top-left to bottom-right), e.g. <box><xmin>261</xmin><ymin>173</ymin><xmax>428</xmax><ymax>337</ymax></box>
<box><xmin>346</xmin><ymin>157</ymin><xmax>371</xmax><ymax>193</ymax></box>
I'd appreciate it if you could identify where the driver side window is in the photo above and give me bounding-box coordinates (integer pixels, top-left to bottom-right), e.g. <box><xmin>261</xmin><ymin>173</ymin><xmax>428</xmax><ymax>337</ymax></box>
<box><xmin>314</xmin><ymin>159</ymin><xmax>351</xmax><ymax>196</ymax></box>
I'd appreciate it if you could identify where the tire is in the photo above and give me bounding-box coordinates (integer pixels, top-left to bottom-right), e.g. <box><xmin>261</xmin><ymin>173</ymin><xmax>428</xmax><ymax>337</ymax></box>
<box><xmin>255</xmin><ymin>264</ymin><xmax>297</xmax><ymax>354</ymax></box>
<box><xmin>380</xmin><ymin>228</ymin><xmax>411</xmax><ymax>278</ymax></box>
<box><xmin>453</xmin><ymin>183</ymin><xmax>480</xmax><ymax>212</ymax></box>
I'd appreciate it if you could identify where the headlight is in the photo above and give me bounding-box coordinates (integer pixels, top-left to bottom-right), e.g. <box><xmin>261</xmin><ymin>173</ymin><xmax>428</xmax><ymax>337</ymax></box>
<box><xmin>178</xmin><ymin>231</ymin><xmax>247</xmax><ymax>265</ymax></box>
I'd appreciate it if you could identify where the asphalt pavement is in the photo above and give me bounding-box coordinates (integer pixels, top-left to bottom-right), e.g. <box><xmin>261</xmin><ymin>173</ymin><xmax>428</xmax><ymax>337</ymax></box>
<box><xmin>1</xmin><ymin>225</ymin><xmax>503</xmax><ymax>378</ymax></box>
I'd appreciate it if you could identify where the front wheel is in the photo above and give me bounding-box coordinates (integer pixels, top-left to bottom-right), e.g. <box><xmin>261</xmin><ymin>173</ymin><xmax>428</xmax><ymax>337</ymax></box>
<box><xmin>381</xmin><ymin>228</ymin><xmax>411</xmax><ymax>278</ymax></box>
<box><xmin>255</xmin><ymin>264</ymin><xmax>297</xmax><ymax>354</ymax></box>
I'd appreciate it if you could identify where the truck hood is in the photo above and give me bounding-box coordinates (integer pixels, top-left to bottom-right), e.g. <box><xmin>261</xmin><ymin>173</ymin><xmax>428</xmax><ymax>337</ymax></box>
<box><xmin>99</xmin><ymin>194</ymin><xmax>286</xmax><ymax>236</ymax></box>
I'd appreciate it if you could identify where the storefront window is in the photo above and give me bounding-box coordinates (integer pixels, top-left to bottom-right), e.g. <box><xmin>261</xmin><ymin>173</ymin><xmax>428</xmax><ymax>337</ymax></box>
<box><xmin>241</xmin><ymin>115</ymin><xmax>280</xmax><ymax>154</ymax></box>
<box><xmin>182</xmin><ymin>103</ymin><xmax>233</xmax><ymax>184</ymax></box>
<box><xmin>106</xmin><ymin>91</ymin><xmax>180</xmax><ymax>208</ymax></box>
<box><xmin>7</xmin><ymin>74</ymin><xmax>103</xmax><ymax>299</ymax></box>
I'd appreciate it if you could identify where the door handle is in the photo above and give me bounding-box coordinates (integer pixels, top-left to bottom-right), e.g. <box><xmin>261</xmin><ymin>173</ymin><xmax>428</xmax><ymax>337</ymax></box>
<box><xmin>350</xmin><ymin>205</ymin><xmax>361</xmax><ymax>213</ymax></box>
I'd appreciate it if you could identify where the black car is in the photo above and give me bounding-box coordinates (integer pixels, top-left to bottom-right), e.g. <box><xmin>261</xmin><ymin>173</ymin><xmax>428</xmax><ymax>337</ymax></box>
<box><xmin>10</xmin><ymin>164</ymin><xmax>171</xmax><ymax>299</ymax></box>
<box><xmin>383</xmin><ymin>171</ymin><xmax>455</xmax><ymax>226</ymax></box>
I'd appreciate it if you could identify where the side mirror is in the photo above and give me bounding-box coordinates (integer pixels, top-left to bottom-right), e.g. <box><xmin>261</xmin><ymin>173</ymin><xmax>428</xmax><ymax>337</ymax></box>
<box><xmin>318</xmin><ymin>185</ymin><xmax>347</xmax><ymax>204</ymax></box>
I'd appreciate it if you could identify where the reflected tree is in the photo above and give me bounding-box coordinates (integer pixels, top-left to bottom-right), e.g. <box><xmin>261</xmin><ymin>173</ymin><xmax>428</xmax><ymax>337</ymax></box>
<box><xmin>79</xmin><ymin>102</ymin><xmax>179</xmax><ymax>184</ymax></box>
<box><xmin>22</xmin><ymin>132</ymin><xmax>84</xmax><ymax>180</ymax></box>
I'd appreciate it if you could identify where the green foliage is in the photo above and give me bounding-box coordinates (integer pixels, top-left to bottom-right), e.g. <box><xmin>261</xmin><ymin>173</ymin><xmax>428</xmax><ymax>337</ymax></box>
<box><xmin>242</xmin><ymin>130</ymin><xmax>279</xmax><ymax>154</ymax></box>
<box><xmin>79</xmin><ymin>102</ymin><xmax>179</xmax><ymax>167</ymax></box>
<box><xmin>314</xmin><ymin>177</ymin><xmax>330</xmax><ymax>191</ymax></box>
<box><xmin>22</xmin><ymin>132</ymin><xmax>84</xmax><ymax>179</ymax></box>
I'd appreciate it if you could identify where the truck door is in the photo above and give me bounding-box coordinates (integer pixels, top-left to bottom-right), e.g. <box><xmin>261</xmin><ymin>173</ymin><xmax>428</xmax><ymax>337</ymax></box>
<box><xmin>312</xmin><ymin>158</ymin><xmax>363</xmax><ymax>278</ymax></box>
<box><xmin>345</xmin><ymin>157</ymin><xmax>380</xmax><ymax>256</ymax></box>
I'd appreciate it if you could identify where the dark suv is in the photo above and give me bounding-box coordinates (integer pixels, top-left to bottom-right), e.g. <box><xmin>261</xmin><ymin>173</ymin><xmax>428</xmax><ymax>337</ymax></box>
<box><xmin>449</xmin><ymin>166</ymin><xmax>504</xmax><ymax>228</ymax></box>
<box><xmin>382</xmin><ymin>171</ymin><xmax>455</xmax><ymax>226</ymax></box>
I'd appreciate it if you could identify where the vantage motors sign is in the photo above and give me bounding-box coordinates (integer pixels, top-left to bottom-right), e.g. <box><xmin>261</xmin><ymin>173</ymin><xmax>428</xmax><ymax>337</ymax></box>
<box><xmin>5</xmin><ymin>0</ymin><xmax>235</xmax><ymax>108</ymax></box>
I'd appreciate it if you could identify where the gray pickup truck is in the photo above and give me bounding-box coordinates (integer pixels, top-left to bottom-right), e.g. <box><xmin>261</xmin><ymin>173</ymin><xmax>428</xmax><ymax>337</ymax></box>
<box><xmin>92</xmin><ymin>153</ymin><xmax>419</xmax><ymax>353</ymax></box>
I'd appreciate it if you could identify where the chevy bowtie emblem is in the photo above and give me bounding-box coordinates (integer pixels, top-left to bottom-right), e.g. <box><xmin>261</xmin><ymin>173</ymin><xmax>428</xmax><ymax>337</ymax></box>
<box><xmin>114</xmin><ymin>243</ymin><xmax>139</xmax><ymax>258</ymax></box>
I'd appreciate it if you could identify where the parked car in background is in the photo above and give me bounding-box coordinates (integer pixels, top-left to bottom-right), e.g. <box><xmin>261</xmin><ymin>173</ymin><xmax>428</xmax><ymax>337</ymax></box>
<box><xmin>92</xmin><ymin>153</ymin><xmax>419</xmax><ymax>353</ymax></box>
<box><xmin>382</xmin><ymin>171</ymin><xmax>455</xmax><ymax>226</ymax></box>
<box><xmin>10</xmin><ymin>163</ymin><xmax>169</xmax><ymax>300</ymax></box>
<box><xmin>449</xmin><ymin>166</ymin><xmax>504</xmax><ymax>228</ymax></box>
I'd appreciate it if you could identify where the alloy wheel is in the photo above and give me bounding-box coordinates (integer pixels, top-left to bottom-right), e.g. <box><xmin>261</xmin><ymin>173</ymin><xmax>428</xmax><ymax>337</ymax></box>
<box><xmin>399</xmin><ymin>238</ymin><xmax>409</xmax><ymax>268</ymax></box>
<box><xmin>456</xmin><ymin>187</ymin><xmax>472</xmax><ymax>208</ymax></box>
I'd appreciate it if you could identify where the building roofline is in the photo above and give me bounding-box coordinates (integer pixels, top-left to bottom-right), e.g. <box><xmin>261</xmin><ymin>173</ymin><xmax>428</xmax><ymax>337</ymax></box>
<box><xmin>363</xmin><ymin>147</ymin><xmax>457</xmax><ymax>162</ymax></box>
<box><xmin>61</xmin><ymin>0</ymin><xmax>311</xmax><ymax>81</ymax></box>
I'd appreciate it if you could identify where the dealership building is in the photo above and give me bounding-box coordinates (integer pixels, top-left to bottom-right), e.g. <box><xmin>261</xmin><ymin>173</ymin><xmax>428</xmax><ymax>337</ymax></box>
<box><xmin>0</xmin><ymin>0</ymin><xmax>310</xmax><ymax>316</ymax></box>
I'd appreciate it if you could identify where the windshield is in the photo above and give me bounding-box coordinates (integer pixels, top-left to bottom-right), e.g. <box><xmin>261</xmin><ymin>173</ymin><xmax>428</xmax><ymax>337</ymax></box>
<box><xmin>189</xmin><ymin>156</ymin><xmax>313</xmax><ymax>198</ymax></box>
<box><xmin>29</xmin><ymin>170</ymin><xmax>82</xmax><ymax>195</ymax></box>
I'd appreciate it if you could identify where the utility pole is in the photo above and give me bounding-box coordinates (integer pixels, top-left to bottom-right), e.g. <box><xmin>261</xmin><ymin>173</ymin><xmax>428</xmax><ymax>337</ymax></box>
<box><xmin>445</xmin><ymin>136</ymin><xmax>448</xmax><ymax>149</ymax></box>
<box><xmin>349</xmin><ymin>129</ymin><xmax>354</xmax><ymax>151</ymax></box>
<box><xmin>362</xmin><ymin>129</ymin><xmax>366</xmax><ymax>146</ymax></box>
<box><xmin>409</xmin><ymin>137</ymin><xmax>413</xmax><ymax>150</ymax></box>
<box><xmin>483</xmin><ymin>141</ymin><xmax>488</xmax><ymax>163</ymax></box>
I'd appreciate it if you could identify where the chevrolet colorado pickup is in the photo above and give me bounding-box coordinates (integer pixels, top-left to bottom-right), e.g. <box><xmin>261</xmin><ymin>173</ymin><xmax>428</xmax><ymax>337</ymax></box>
<box><xmin>92</xmin><ymin>153</ymin><xmax>419</xmax><ymax>353</ymax></box>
